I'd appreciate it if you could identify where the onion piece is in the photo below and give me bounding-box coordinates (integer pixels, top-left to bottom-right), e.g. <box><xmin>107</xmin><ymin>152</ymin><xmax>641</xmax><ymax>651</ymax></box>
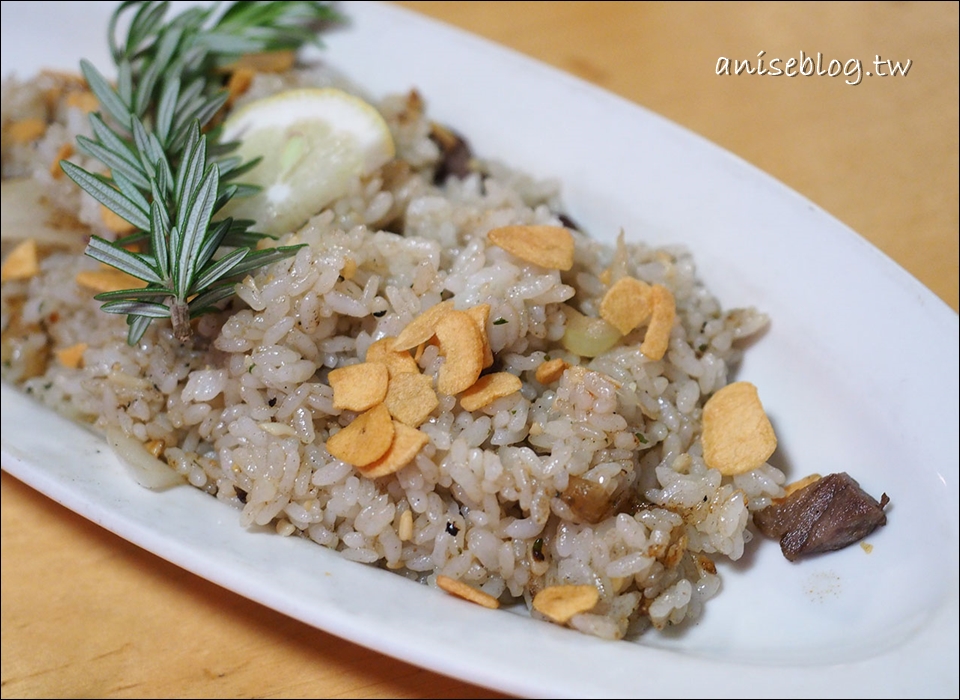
<box><xmin>561</xmin><ymin>306</ymin><xmax>622</xmax><ymax>358</ymax></box>
<box><xmin>104</xmin><ymin>427</ymin><xmax>185</xmax><ymax>490</ymax></box>
<box><xmin>1</xmin><ymin>176</ymin><xmax>88</xmax><ymax>248</ymax></box>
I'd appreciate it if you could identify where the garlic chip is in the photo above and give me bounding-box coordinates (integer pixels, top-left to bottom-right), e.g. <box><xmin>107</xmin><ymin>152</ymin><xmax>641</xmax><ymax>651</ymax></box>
<box><xmin>50</xmin><ymin>142</ymin><xmax>74</xmax><ymax>179</ymax></box>
<box><xmin>99</xmin><ymin>203</ymin><xmax>137</xmax><ymax>235</ymax></box>
<box><xmin>7</xmin><ymin>118</ymin><xmax>46</xmax><ymax>144</ymax></box>
<box><xmin>365</xmin><ymin>336</ymin><xmax>420</xmax><ymax>377</ymax></box>
<box><xmin>465</xmin><ymin>303</ymin><xmax>494</xmax><ymax>368</ymax></box>
<box><xmin>532</xmin><ymin>584</ymin><xmax>600</xmax><ymax>623</ymax></box>
<box><xmin>535</xmin><ymin>357</ymin><xmax>568</xmax><ymax>385</ymax></box>
<box><xmin>226</xmin><ymin>67</ymin><xmax>255</xmax><ymax>104</ymax></box>
<box><xmin>639</xmin><ymin>283</ymin><xmax>675</xmax><ymax>361</ymax></box>
<box><xmin>435</xmin><ymin>309</ymin><xmax>484</xmax><ymax>396</ymax></box>
<box><xmin>392</xmin><ymin>299</ymin><xmax>454</xmax><ymax>352</ymax></box>
<box><xmin>75</xmin><ymin>267</ymin><xmax>146</xmax><ymax>293</ymax></box>
<box><xmin>1</xmin><ymin>239</ymin><xmax>40</xmax><ymax>281</ymax></box>
<box><xmin>64</xmin><ymin>90</ymin><xmax>99</xmax><ymax>113</ymax></box>
<box><xmin>326</xmin><ymin>403</ymin><xmax>394</xmax><ymax>467</ymax></box>
<box><xmin>487</xmin><ymin>225</ymin><xmax>574</xmax><ymax>271</ymax></box>
<box><xmin>460</xmin><ymin>372</ymin><xmax>522</xmax><ymax>412</ymax></box>
<box><xmin>329</xmin><ymin>361</ymin><xmax>389</xmax><ymax>412</ymax></box>
<box><xmin>436</xmin><ymin>575</ymin><xmax>500</xmax><ymax>610</ymax></box>
<box><xmin>701</xmin><ymin>381</ymin><xmax>777</xmax><ymax>476</ymax></box>
<box><xmin>54</xmin><ymin>342</ymin><xmax>87</xmax><ymax>369</ymax></box>
<box><xmin>599</xmin><ymin>276</ymin><xmax>652</xmax><ymax>335</ymax></box>
<box><xmin>384</xmin><ymin>371</ymin><xmax>438</xmax><ymax>426</ymax></box>
<box><xmin>359</xmin><ymin>421</ymin><xmax>429</xmax><ymax>478</ymax></box>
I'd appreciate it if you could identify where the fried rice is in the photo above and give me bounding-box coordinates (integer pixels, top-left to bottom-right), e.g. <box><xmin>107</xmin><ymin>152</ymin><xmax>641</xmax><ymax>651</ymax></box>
<box><xmin>0</xmin><ymin>57</ymin><xmax>786</xmax><ymax>640</ymax></box>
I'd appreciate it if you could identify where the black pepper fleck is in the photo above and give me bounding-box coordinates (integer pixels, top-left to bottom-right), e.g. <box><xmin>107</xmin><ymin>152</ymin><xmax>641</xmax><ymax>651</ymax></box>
<box><xmin>532</xmin><ymin>537</ymin><xmax>545</xmax><ymax>561</ymax></box>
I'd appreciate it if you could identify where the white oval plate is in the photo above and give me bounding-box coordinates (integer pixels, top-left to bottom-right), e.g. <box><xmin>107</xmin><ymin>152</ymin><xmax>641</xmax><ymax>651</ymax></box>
<box><xmin>2</xmin><ymin>2</ymin><xmax>958</xmax><ymax>698</ymax></box>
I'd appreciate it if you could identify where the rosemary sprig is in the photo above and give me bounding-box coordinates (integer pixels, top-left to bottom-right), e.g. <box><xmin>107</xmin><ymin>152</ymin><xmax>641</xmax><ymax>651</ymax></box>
<box><xmin>61</xmin><ymin>1</ymin><xmax>341</xmax><ymax>344</ymax></box>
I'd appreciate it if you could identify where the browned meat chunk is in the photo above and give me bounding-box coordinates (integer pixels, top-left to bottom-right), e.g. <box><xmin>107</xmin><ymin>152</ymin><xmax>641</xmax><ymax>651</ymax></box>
<box><xmin>754</xmin><ymin>472</ymin><xmax>889</xmax><ymax>561</ymax></box>
<box><xmin>430</xmin><ymin>123</ymin><xmax>474</xmax><ymax>183</ymax></box>
<box><xmin>557</xmin><ymin>212</ymin><xmax>582</xmax><ymax>232</ymax></box>
<box><xmin>559</xmin><ymin>475</ymin><xmax>641</xmax><ymax>524</ymax></box>
<box><xmin>559</xmin><ymin>475</ymin><xmax>612</xmax><ymax>524</ymax></box>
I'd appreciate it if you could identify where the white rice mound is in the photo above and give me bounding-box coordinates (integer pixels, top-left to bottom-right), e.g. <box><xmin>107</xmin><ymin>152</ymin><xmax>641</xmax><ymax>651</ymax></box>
<box><xmin>1</xmin><ymin>64</ymin><xmax>785</xmax><ymax>640</ymax></box>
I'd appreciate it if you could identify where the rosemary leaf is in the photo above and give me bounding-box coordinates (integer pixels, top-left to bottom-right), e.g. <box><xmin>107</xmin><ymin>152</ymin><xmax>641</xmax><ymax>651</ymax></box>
<box><xmin>149</xmin><ymin>198</ymin><xmax>171</xmax><ymax>279</ymax></box>
<box><xmin>74</xmin><ymin>134</ymin><xmax>151</xmax><ymax>190</ymax></box>
<box><xmin>126</xmin><ymin>315</ymin><xmax>153</xmax><ymax>345</ymax></box>
<box><xmin>86</xmin><ymin>236</ymin><xmax>162</xmax><ymax>284</ymax></box>
<box><xmin>100</xmin><ymin>299</ymin><xmax>173</xmax><ymax>318</ymax></box>
<box><xmin>94</xmin><ymin>287</ymin><xmax>176</xmax><ymax>303</ymax></box>
<box><xmin>191</xmin><ymin>246</ymin><xmax>249</xmax><ymax>291</ymax></box>
<box><xmin>79</xmin><ymin>59</ymin><xmax>132</xmax><ymax>129</ymax></box>
<box><xmin>60</xmin><ymin>162</ymin><xmax>151</xmax><ymax>231</ymax></box>
<box><xmin>60</xmin><ymin>0</ymin><xmax>340</xmax><ymax>344</ymax></box>
<box><xmin>112</xmin><ymin>170</ymin><xmax>151</xmax><ymax>217</ymax></box>
<box><xmin>175</xmin><ymin>166</ymin><xmax>220</xmax><ymax>298</ymax></box>
<box><xmin>88</xmin><ymin>113</ymin><xmax>138</xmax><ymax>166</ymax></box>
<box><xmin>188</xmin><ymin>284</ymin><xmax>240</xmax><ymax>318</ymax></box>
<box><xmin>195</xmin><ymin>219</ymin><xmax>232</xmax><ymax>271</ymax></box>
<box><xmin>224</xmin><ymin>245</ymin><xmax>306</xmax><ymax>278</ymax></box>
<box><xmin>155</xmin><ymin>76</ymin><xmax>180</xmax><ymax>144</ymax></box>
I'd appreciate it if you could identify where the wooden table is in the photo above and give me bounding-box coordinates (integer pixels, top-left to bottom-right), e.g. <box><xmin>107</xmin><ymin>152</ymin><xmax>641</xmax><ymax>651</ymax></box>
<box><xmin>2</xmin><ymin>2</ymin><xmax>957</xmax><ymax>698</ymax></box>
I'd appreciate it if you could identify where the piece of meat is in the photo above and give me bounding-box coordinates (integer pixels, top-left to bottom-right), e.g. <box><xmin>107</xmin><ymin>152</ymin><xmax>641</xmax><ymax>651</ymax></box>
<box><xmin>429</xmin><ymin>123</ymin><xmax>474</xmax><ymax>183</ymax></box>
<box><xmin>753</xmin><ymin>472</ymin><xmax>889</xmax><ymax>562</ymax></box>
<box><xmin>557</xmin><ymin>212</ymin><xmax>582</xmax><ymax>232</ymax></box>
<box><xmin>558</xmin><ymin>475</ymin><xmax>641</xmax><ymax>524</ymax></box>
<box><xmin>559</xmin><ymin>475</ymin><xmax>612</xmax><ymax>524</ymax></box>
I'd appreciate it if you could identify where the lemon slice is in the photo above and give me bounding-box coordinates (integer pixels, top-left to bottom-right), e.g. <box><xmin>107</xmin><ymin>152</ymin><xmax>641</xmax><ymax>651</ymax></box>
<box><xmin>218</xmin><ymin>87</ymin><xmax>395</xmax><ymax>236</ymax></box>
